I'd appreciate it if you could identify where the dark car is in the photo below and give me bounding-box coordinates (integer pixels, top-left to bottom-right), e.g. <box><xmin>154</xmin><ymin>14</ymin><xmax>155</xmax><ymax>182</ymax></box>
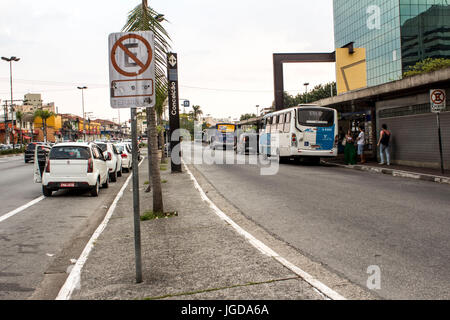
<box><xmin>236</xmin><ymin>133</ymin><xmax>258</xmax><ymax>154</ymax></box>
<box><xmin>24</xmin><ymin>142</ymin><xmax>50</xmax><ymax>163</ymax></box>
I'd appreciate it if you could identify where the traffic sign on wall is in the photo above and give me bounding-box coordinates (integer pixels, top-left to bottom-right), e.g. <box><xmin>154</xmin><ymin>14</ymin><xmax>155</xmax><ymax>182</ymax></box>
<box><xmin>430</xmin><ymin>89</ymin><xmax>446</xmax><ymax>113</ymax></box>
<box><xmin>108</xmin><ymin>32</ymin><xmax>156</xmax><ymax>109</ymax></box>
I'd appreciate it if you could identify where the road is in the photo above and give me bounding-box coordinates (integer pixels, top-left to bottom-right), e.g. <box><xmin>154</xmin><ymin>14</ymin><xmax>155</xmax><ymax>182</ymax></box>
<box><xmin>184</xmin><ymin>143</ymin><xmax>450</xmax><ymax>300</ymax></box>
<box><xmin>0</xmin><ymin>155</ymin><xmax>132</xmax><ymax>300</ymax></box>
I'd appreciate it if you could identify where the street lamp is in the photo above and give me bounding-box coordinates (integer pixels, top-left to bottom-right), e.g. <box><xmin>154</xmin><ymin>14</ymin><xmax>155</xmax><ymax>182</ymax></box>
<box><xmin>303</xmin><ymin>82</ymin><xmax>309</xmax><ymax>103</ymax></box>
<box><xmin>256</xmin><ymin>105</ymin><xmax>260</xmax><ymax>117</ymax></box>
<box><xmin>2</xmin><ymin>56</ymin><xmax>20</xmax><ymax>147</ymax></box>
<box><xmin>77</xmin><ymin>86</ymin><xmax>87</xmax><ymax>141</ymax></box>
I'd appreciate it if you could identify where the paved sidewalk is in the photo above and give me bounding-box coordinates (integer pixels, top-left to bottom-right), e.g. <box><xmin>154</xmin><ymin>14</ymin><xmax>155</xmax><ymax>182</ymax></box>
<box><xmin>70</xmin><ymin>157</ymin><xmax>324</xmax><ymax>300</ymax></box>
<box><xmin>323</xmin><ymin>158</ymin><xmax>450</xmax><ymax>185</ymax></box>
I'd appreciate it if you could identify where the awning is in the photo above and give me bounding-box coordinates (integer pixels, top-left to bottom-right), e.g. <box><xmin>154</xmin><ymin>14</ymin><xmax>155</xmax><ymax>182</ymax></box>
<box><xmin>23</xmin><ymin>135</ymin><xmax>31</xmax><ymax>140</ymax></box>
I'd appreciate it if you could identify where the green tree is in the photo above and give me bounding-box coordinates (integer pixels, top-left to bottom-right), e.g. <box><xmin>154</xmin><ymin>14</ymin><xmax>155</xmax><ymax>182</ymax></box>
<box><xmin>34</xmin><ymin>109</ymin><xmax>54</xmax><ymax>143</ymax></box>
<box><xmin>403</xmin><ymin>58</ymin><xmax>450</xmax><ymax>78</ymax></box>
<box><xmin>191</xmin><ymin>105</ymin><xmax>203</xmax><ymax>121</ymax></box>
<box><xmin>15</xmin><ymin>111</ymin><xmax>24</xmax><ymax>146</ymax></box>
<box><xmin>122</xmin><ymin>0</ymin><xmax>171</xmax><ymax>213</ymax></box>
<box><xmin>240</xmin><ymin>113</ymin><xmax>257</xmax><ymax>121</ymax></box>
<box><xmin>284</xmin><ymin>82</ymin><xmax>337</xmax><ymax>108</ymax></box>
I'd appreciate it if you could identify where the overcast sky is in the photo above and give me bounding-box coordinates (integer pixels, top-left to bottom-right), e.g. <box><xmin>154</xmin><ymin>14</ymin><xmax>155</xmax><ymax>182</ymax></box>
<box><xmin>0</xmin><ymin>0</ymin><xmax>336</xmax><ymax>122</ymax></box>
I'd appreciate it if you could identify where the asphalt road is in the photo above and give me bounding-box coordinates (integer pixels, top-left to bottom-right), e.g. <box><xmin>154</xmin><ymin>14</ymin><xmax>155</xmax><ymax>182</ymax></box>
<box><xmin>0</xmin><ymin>156</ymin><xmax>42</xmax><ymax>217</ymax></box>
<box><xmin>185</xmin><ymin>143</ymin><xmax>450</xmax><ymax>300</ymax></box>
<box><xmin>0</xmin><ymin>155</ymin><xmax>132</xmax><ymax>300</ymax></box>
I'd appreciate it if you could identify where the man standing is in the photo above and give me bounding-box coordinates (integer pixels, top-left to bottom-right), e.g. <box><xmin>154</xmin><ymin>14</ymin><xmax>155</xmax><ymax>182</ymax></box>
<box><xmin>356</xmin><ymin>125</ymin><xmax>366</xmax><ymax>164</ymax></box>
<box><xmin>377</xmin><ymin>124</ymin><xmax>391</xmax><ymax>165</ymax></box>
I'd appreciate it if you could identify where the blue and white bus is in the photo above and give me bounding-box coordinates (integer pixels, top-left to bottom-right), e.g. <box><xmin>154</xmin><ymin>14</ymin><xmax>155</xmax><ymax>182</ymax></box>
<box><xmin>259</xmin><ymin>105</ymin><xmax>338</xmax><ymax>163</ymax></box>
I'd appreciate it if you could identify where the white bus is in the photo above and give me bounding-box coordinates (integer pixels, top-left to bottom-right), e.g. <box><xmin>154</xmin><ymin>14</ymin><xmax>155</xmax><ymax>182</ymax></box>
<box><xmin>259</xmin><ymin>105</ymin><xmax>338</xmax><ymax>163</ymax></box>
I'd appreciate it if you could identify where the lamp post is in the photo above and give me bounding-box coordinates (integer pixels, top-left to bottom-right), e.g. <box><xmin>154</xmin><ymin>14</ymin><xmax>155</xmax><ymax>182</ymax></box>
<box><xmin>77</xmin><ymin>86</ymin><xmax>87</xmax><ymax>141</ymax></box>
<box><xmin>256</xmin><ymin>105</ymin><xmax>260</xmax><ymax>117</ymax></box>
<box><xmin>2</xmin><ymin>56</ymin><xmax>20</xmax><ymax>147</ymax></box>
<box><xmin>303</xmin><ymin>82</ymin><xmax>309</xmax><ymax>103</ymax></box>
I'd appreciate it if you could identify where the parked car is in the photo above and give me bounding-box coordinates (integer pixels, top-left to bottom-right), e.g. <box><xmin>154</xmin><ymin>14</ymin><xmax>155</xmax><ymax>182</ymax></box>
<box><xmin>115</xmin><ymin>143</ymin><xmax>132</xmax><ymax>172</ymax></box>
<box><xmin>236</xmin><ymin>133</ymin><xmax>258</xmax><ymax>154</ymax></box>
<box><xmin>96</xmin><ymin>142</ymin><xmax>122</xmax><ymax>182</ymax></box>
<box><xmin>25</xmin><ymin>142</ymin><xmax>49</xmax><ymax>163</ymax></box>
<box><xmin>42</xmin><ymin>142</ymin><xmax>109</xmax><ymax>197</ymax></box>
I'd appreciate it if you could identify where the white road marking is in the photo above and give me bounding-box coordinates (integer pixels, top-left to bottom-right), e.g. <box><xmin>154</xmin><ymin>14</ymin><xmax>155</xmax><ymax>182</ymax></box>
<box><xmin>0</xmin><ymin>196</ymin><xmax>45</xmax><ymax>223</ymax></box>
<box><xmin>183</xmin><ymin>161</ymin><xmax>347</xmax><ymax>301</ymax></box>
<box><xmin>56</xmin><ymin>157</ymin><xmax>145</xmax><ymax>300</ymax></box>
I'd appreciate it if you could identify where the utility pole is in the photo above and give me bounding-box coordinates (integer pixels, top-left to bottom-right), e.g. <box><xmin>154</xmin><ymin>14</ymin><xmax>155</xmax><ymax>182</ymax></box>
<box><xmin>2</xmin><ymin>56</ymin><xmax>20</xmax><ymax>148</ymax></box>
<box><xmin>77</xmin><ymin>86</ymin><xmax>87</xmax><ymax>141</ymax></box>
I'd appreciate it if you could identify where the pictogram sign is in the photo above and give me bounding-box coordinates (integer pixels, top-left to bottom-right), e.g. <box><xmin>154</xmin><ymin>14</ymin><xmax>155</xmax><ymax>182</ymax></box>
<box><xmin>108</xmin><ymin>31</ymin><xmax>155</xmax><ymax>109</ymax></box>
<box><xmin>430</xmin><ymin>89</ymin><xmax>446</xmax><ymax>113</ymax></box>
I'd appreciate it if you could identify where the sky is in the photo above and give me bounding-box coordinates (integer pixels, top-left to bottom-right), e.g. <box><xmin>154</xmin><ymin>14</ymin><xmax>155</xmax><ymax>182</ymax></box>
<box><xmin>0</xmin><ymin>0</ymin><xmax>336</xmax><ymax>123</ymax></box>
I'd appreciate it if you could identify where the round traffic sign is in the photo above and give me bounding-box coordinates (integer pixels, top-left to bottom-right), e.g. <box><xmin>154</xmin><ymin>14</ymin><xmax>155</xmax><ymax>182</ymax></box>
<box><xmin>431</xmin><ymin>89</ymin><xmax>445</xmax><ymax>105</ymax></box>
<box><xmin>110</xmin><ymin>34</ymin><xmax>153</xmax><ymax>77</ymax></box>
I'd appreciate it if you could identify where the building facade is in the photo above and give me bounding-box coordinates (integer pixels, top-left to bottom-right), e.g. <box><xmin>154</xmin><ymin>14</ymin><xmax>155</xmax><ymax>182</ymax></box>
<box><xmin>333</xmin><ymin>0</ymin><xmax>450</xmax><ymax>88</ymax></box>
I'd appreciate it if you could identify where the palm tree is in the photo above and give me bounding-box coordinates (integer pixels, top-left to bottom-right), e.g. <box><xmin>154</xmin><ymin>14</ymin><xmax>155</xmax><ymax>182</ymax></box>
<box><xmin>34</xmin><ymin>109</ymin><xmax>54</xmax><ymax>143</ymax></box>
<box><xmin>123</xmin><ymin>0</ymin><xmax>171</xmax><ymax>213</ymax></box>
<box><xmin>15</xmin><ymin>111</ymin><xmax>24</xmax><ymax>147</ymax></box>
<box><xmin>192</xmin><ymin>105</ymin><xmax>203</xmax><ymax>121</ymax></box>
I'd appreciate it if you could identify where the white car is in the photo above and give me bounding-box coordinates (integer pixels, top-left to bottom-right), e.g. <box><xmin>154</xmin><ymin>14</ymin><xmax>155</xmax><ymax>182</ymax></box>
<box><xmin>115</xmin><ymin>143</ymin><xmax>132</xmax><ymax>172</ymax></box>
<box><xmin>96</xmin><ymin>142</ymin><xmax>122</xmax><ymax>182</ymax></box>
<box><xmin>42</xmin><ymin>142</ymin><xmax>109</xmax><ymax>197</ymax></box>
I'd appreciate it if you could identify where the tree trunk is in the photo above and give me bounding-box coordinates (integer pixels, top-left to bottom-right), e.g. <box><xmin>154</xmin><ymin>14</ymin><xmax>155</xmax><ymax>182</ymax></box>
<box><xmin>148</xmin><ymin>107</ymin><xmax>164</xmax><ymax>212</ymax></box>
<box><xmin>146</xmin><ymin>107</ymin><xmax>152</xmax><ymax>192</ymax></box>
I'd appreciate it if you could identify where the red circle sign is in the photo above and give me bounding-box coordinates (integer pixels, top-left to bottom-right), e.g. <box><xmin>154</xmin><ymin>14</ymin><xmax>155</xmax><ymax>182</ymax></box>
<box><xmin>111</xmin><ymin>34</ymin><xmax>153</xmax><ymax>77</ymax></box>
<box><xmin>431</xmin><ymin>89</ymin><xmax>445</xmax><ymax>105</ymax></box>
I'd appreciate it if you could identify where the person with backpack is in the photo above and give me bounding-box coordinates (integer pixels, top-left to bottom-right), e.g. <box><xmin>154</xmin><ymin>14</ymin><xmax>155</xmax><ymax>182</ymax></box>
<box><xmin>378</xmin><ymin>124</ymin><xmax>391</xmax><ymax>165</ymax></box>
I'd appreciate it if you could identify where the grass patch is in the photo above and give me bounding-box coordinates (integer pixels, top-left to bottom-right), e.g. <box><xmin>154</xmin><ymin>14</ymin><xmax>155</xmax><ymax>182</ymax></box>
<box><xmin>140</xmin><ymin>211</ymin><xmax>178</xmax><ymax>221</ymax></box>
<box><xmin>161</xmin><ymin>179</ymin><xmax>167</xmax><ymax>184</ymax></box>
<box><xmin>160</xmin><ymin>165</ymin><xmax>167</xmax><ymax>171</ymax></box>
<box><xmin>144</xmin><ymin>181</ymin><xmax>149</xmax><ymax>185</ymax></box>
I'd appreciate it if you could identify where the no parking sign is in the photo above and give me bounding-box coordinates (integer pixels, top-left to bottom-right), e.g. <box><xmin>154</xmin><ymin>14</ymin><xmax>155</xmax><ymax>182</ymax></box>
<box><xmin>108</xmin><ymin>31</ymin><xmax>156</xmax><ymax>109</ymax></box>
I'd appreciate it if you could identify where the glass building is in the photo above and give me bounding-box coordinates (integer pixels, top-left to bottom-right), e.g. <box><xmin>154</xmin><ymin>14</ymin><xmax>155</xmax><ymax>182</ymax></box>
<box><xmin>333</xmin><ymin>0</ymin><xmax>450</xmax><ymax>87</ymax></box>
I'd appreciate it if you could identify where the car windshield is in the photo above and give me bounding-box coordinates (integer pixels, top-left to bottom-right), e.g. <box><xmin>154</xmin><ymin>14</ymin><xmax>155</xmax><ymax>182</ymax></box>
<box><xmin>96</xmin><ymin>143</ymin><xmax>107</xmax><ymax>152</ymax></box>
<box><xmin>49</xmin><ymin>146</ymin><xmax>90</xmax><ymax>160</ymax></box>
<box><xmin>298</xmin><ymin>109</ymin><xmax>334</xmax><ymax>127</ymax></box>
<box><xmin>115</xmin><ymin>145</ymin><xmax>124</xmax><ymax>153</ymax></box>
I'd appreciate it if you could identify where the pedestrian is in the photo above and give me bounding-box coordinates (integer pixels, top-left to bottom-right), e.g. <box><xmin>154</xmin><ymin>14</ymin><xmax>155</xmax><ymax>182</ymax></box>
<box><xmin>377</xmin><ymin>124</ymin><xmax>391</xmax><ymax>165</ymax></box>
<box><xmin>356</xmin><ymin>125</ymin><xmax>366</xmax><ymax>164</ymax></box>
<box><xmin>338</xmin><ymin>126</ymin><xmax>345</xmax><ymax>154</ymax></box>
<box><xmin>344</xmin><ymin>129</ymin><xmax>356</xmax><ymax>165</ymax></box>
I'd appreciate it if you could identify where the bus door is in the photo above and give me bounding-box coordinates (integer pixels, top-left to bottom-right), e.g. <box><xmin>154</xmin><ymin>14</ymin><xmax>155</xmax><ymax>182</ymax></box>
<box><xmin>259</xmin><ymin>117</ymin><xmax>271</xmax><ymax>156</ymax></box>
<box><xmin>278</xmin><ymin>112</ymin><xmax>292</xmax><ymax>156</ymax></box>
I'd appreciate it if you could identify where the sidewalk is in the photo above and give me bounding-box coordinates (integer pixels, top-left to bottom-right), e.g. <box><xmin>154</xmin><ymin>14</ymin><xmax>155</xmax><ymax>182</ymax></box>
<box><xmin>69</xmin><ymin>157</ymin><xmax>324</xmax><ymax>300</ymax></box>
<box><xmin>323</xmin><ymin>157</ymin><xmax>450</xmax><ymax>185</ymax></box>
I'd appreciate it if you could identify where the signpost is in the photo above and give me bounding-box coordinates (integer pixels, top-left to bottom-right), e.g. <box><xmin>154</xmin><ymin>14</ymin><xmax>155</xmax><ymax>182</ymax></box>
<box><xmin>109</xmin><ymin>31</ymin><xmax>156</xmax><ymax>283</ymax></box>
<box><xmin>167</xmin><ymin>52</ymin><xmax>182</xmax><ymax>173</ymax></box>
<box><xmin>430</xmin><ymin>89</ymin><xmax>447</xmax><ymax>174</ymax></box>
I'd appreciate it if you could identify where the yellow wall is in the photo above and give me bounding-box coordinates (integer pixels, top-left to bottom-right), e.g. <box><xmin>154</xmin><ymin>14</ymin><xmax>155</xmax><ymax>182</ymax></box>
<box><xmin>34</xmin><ymin>115</ymin><xmax>62</xmax><ymax>129</ymax></box>
<box><xmin>336</xmin><ymin>48</ymin><xmax>367</xmax><ymax>95</ymax></box>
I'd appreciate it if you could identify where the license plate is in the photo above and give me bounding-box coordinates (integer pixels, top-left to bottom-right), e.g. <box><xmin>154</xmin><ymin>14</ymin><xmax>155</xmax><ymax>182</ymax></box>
<box><xmin>60</xmin><ymin>183</ymin><xmax>75</xmax><ymax>188</ymax></box>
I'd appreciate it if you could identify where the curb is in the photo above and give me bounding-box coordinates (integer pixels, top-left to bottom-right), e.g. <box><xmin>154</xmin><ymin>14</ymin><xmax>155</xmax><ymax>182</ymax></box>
<box><xmin>322</xmin><ymin>161</ymin><xmax>450</xmax><ymax>185</ymax></box>
<box><xmin>0</xmin><ymin>153</ymin><xmax>24</xmax><ymax>159</ymax></box>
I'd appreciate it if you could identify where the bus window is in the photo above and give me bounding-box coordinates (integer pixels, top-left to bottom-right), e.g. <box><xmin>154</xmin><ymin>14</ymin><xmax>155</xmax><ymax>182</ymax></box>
<box><xmin>284</xmin><ymin>112</ymin><xmax>291</xmax><ymax>133</ymax></box>
<box><xmin>278</xmin><ymin>114</ymin><xmax>285</xmax><ymax>131</ymax></box>
<box><xmin>298</xmin><ymin>109</ymin><xmax>334</xmax><ymax>127</ymax></box>
<box><xmin>271</xmin><ymin>116</ymin><xmax>278</xmax><ymax>133</ymax></box>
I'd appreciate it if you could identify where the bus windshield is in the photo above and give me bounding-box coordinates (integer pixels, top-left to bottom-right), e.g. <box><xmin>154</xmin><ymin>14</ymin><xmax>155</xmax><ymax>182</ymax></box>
<box><xmin>298</xmin><ymin>108</ymin><xmax>334</xmax><ymax>127</ymax></box>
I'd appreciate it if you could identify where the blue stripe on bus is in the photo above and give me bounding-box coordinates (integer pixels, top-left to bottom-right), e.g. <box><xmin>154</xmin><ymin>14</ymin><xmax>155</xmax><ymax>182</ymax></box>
<box><xmin>316</xmin><ymin>125</ymin><xmax>335</xmax><ymax>150</ymax></box>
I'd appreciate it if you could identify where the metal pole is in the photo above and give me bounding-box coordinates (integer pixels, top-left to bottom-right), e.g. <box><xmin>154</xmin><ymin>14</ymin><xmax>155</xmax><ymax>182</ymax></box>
<box><xmin>10</xmin><ymin>61</ymin><xmax>15</xmax><ymax>149</ymax></box>
<box><xmin>437</xmin><ymin>112</ymin><xmax>445</xmax><ymax>174</ymax></box>
<box><xmin>81</xmin><ymin>89</ymin><xmax>85</xmax><ymax>141</ymax></box>
<box><xmin>131</xmin><ymin>107</ymin><xmax>143</xmax><ymax>283</ymax></box>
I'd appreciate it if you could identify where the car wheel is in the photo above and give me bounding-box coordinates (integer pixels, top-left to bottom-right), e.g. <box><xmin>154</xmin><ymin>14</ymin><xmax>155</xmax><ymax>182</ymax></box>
<box><xmin>110</xmin><ymin>171</ymin><xmax>117</xmax><ymax>182</ymax></box>
<box><xmin>117</xmin><ymin>166</ymin><xmax>122</xmax><ymax>177</ymax></box>
<box><xmin>102</xmin><ymin>174</ymin><xmax>109</xmax><ymax>188</ymax></box>
<box><xmin>91</xmin><ymin>179</ymin><xmax>100</xmax><ymax>197</ymax></box>
<box><xmin>42</xmin><ymin>186</ymin><xmax>52</xmax><ymax>197</ymax></box>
